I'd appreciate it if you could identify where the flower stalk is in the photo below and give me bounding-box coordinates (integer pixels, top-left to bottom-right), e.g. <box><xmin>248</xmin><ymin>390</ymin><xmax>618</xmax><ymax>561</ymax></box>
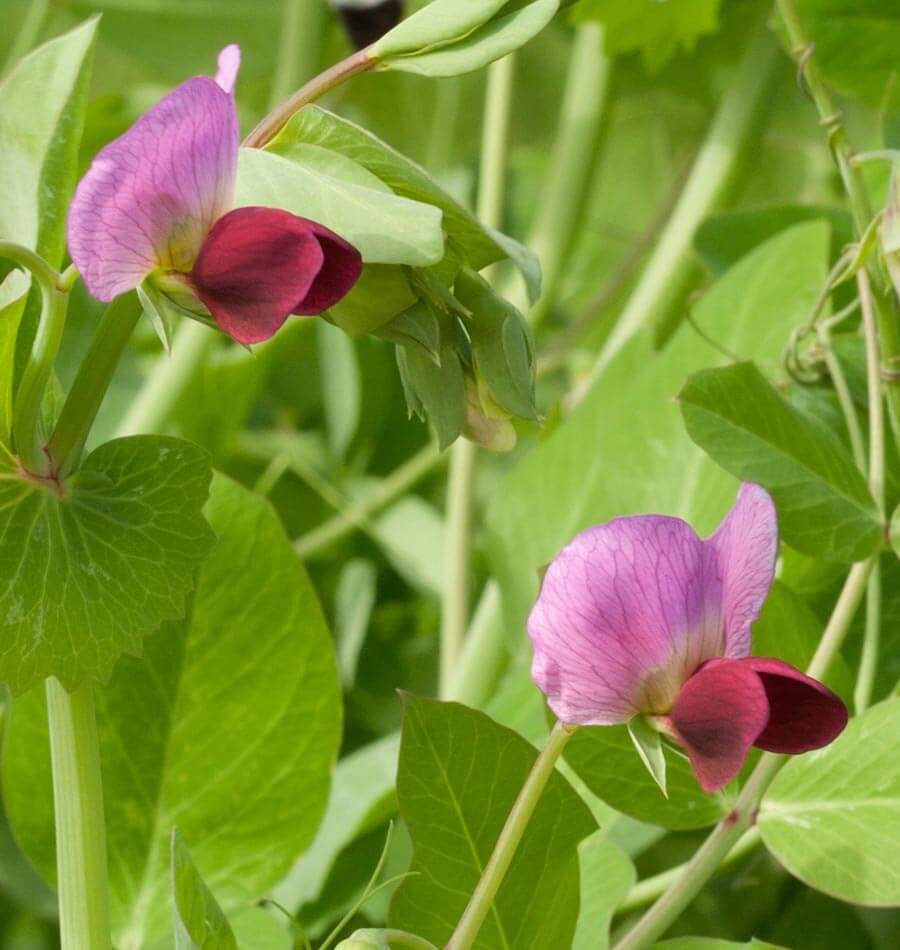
<box><xmin>445</xmin><ymin>721</ymin><xmax>576</xmax><ymax>950</ymax></box>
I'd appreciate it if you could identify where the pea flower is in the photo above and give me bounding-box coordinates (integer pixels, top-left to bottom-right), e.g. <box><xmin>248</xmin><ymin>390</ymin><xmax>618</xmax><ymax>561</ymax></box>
<box><xmin>528</xmin><ymin>484</ymin><xmax>848</xmax><ymax>793</ymax></box>
<box><xmin>67</xmin><ymin>46</ymin><xmax>362</xmax><ymax>345</ymax></box>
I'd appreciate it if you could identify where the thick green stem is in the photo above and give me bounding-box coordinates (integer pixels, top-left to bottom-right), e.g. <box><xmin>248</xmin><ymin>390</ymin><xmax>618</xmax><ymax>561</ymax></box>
<box><xmin>446</xmin><ymin>722</ymin><xmax>575</xmax><ymax>950</ymax></box>
<box><xmin>525</xmin><ymin>23</ymin><xmax>610</xmax><ymax>327</ymax></box>
<box><xmin>1</xmin><ymin>242</ymin><xmax>68</xmax><ymax>474</ymax></box>
<box><xmin>439</xmin><ymin>54</ymin><xmax>515</xmax><ymax>696</ymax></box>
<box><xmin>46</xmin><ymin>679</ymin><xmax>111</xmax><ymax>950</ymax></box>
<box><xmin>48</xmin><ymin>296</ymin><xmax>141</xmax><ymax>477</ymax></box>
<box><xmin>616</xmin><ymin>555</ymin><xmax>874</xmax><ymax>948</ymax></box>
<box><xmin>581</xmin><ymin>19</ymin><xmax>777</xmax><ymax>392</ymax></box>
<box><xmin>117</xmin><ymin>320</ymin><xmax>214</xmax><ymax>437</ymax></box>
<box><xmin>776</xmin><ymin>0</ymin><xmax>900</xmax><ymax>445</ymax></box>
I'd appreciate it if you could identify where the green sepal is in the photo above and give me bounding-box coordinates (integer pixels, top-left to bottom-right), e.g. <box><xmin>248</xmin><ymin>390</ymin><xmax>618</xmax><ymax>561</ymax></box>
<box><xmin>375</xmin><ymin>300</ymin><xmax>441</xmax><ymax>362</ymax></box>
<box><xmin>626</xmin><ymin>715</ymin><xmax>669</xmax><ymax>799</ymax></box>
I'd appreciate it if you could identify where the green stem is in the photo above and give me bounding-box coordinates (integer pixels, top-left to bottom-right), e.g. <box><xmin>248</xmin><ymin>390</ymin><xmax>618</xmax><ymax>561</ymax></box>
<box><xmin>116</xmin><ymin>320</ymin><xmax>214</xmax><ymax>437</ymax></box>
<box><xmin>243</xmin><ymin>45</ymin><xmax>374</xmax><ymax>149</ymax></box>
<box><xmin>268</xmin><ymin>0</ymin><xmax>324</xmax><ymax>110</ymax></box>
<box><xmin>291</xmin><ymin>441</ymin><xmax>441</xmax><ymax>558</ymax></box>
<box><xmin>1</xmin><ymin>0</ymin><xmax>48</xmax><ymax>79</ymax></box>
<box><xmin>48</xmin><ymin>296</ymin><xmax>141</xmax><ymax>478</ymax></box>
<box><xmin>854</xmin><ymin>268</ymin><xmax>885</xmax><ymax>714</ymax></box>
<box><xmin>616</xmin><ymin>828</ymin><xmax>762</xmax><ymax>917</ymax></box>
<box><xmin>444</xmin><ymin>581</ymin><xmax>509</xmax><ymax>707</ymax></box>
<box><xmin>45</xmin><ymin>679</ymin><xmax>111</xmax><ymax>950</ymax></box>
<box><xmin>776</xmin><ymin>0</ymin><xmax>900</xmax><ymax>446</ymax></box>
<box><xmin>525</xmin><ymin>23</ymin><xmax>610</xmax><ymax>327</ymax></box>
<box><xmin>0</xmin><ymin>242</ymin><xmax>68</xmax><ymax>474</ymax></box>
<box><xmin>581</xmin><ymin>18</ymin><xmax>777</xmax><ymax>393</ymax></box>
<box><xmin>615</xmin><ymin>556</ymin><xmax>874</xmax><ymax>948</ymax></box>
<box><xmin>439</xmin><ymin>54</ymin><xmax>515</xmax><ymax>696</ymax></box>
<box><xmin>446</xmin><ymin>722</ymin><xmax>575</xmax><ymax>950</ymax></box>
<box><xmin>819</xmin><ymin>324</ymin><xmax>867</xmax><ymax>471</ymax></box>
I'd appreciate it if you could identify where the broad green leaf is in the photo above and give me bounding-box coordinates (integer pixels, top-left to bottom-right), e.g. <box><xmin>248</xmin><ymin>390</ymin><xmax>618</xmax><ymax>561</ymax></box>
<box><xmin>171</xmin><ymin>829</ymin><xmax>237</xmax><ymax>950</ymax></box>
<box><xmin>272</xmin><ymin>733</ymin><xmax>400</xmax><ymax>913</ymax></box>
<box><xmin>565</xmin><ymin>724</ymin><xmax>731</xmax><ymax>830</ymax></box>
<box><xmin>627</xmin><ymin>717</ymin><xmax>668</xmax><ymax>798</ymax></box>
<box><xmin>793</xmin><ymin>1</ymin><xmax>900</xmax><ymax>106</ymax></box>
<box><xmin>270</xmin><ymin>106</ymin><xmax>540</xmax><ymax>299</ymax></box>
<box><xmin>759</xmin><ymin>699</ymin><xmax>900</xmax><ymax>907</ymax></box>
<box><xmin>574</xmin><ymin>0</ymin><xmax>720</xmax><ymax>72</ymax></box>
<box><xmin>371</xmin><ymin>1</ymin><xmax>512</xmax><ymax>58</ymax></box>
<box><xmin>654</xmin><ymin>940</ymin><xmax>786</xmax><ymax>950</ymax></box>
<box><xmin>0</xmin><ymin>436</ymin><xmax>214</xmax><ymax>694</ymax></box>
<box><xmin>391</xmin><ymin>697</ymin><xmax>597</xmax><ymax>948</ymax></box>
<box><xmin>235</xmin><ymin>148</ymin><xmax>444</xmax><ymax>267</ymax></box>
<box><xmin>679</xmin><ymin>362</ymin><xmax>881</xmax><ymax>562</ymax></box>
<box><xmin>378</xmin><ymin>0</ymin><xmax>560</xmax><ymax>78</ymax></box>
<box><xmin>0</xmin><ymin>19</ymin><xmax>97</xmax><ymax>442</ymax></box>
<box><xmin>573</xmin><ymin>834</ymin><xmax>635</xmax><ymax>950</ymax></box>
<box><xmin>891</xmin><ymin>503</ymin><xmax>900</xmax><ymax>557</ymax></box>
<box><xmin>3</xmin><ymin>476</ymin><xmax>342</xmax><ymax>947</ymax></box>
<box><xmin>487</xmin><ymin>221</ymin><xmax>830</xmax><ymax>644</ymax></box>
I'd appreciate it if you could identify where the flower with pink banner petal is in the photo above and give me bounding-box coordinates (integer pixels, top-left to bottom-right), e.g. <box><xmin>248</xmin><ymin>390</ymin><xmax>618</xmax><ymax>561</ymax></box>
<box><xmin>527</xmin><ymin>483</ymin><xmax>848</xmax><ymax>793</ymax></box>
<box><xmin>67</xmin><ymin>46</ymin><xmax>362</xmax><ymax>345</ymax></box>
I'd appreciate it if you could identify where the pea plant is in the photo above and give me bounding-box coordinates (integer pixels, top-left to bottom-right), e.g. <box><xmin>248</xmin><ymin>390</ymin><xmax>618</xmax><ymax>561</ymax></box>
<box><xmin>1</xmin><ymin>1</ymin><xmax>899</xmax><ymax>948</ymax></box>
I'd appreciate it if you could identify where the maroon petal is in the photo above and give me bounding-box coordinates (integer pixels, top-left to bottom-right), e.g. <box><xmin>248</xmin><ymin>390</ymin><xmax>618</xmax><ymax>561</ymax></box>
<box><xmin>738</xmin><ymin>657</ymin><xmax>848</xmax><ymax>754</ymax></box>
<box><xmin>670</xmin><ymin>660</ymin><xmax>769</xmax><ymax>793</ymax></box>
<box><xmin>291</xmin><ymin>220</ymin><xmax>363</xmax><ymax>315</ymax></box>
<box><xmin>192</xmin><ymin>207</ymin><xmax>324</xmax><ymax>344</ymax></box>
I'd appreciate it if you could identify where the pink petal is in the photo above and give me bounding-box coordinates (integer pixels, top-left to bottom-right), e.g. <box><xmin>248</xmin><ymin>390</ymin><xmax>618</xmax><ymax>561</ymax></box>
<box><xmin>215</xmin><ymin>44</ymin><xmax>241</xmax><ymax>93</ymax></box>
<box><xmin>710</xmin><ymin>483</ymin><xmax>778</xmax><ymax>659</ymax></box>
<box><xmin>291</xmin><ymin>220</ymin><xmax>363</xmax><ymax>315</ymax></box>
<box><xmin>528</xmin><ymin>515</ymin><xmax>723</xmax><ymax>725</ymax></box>
<box><xmin>739</xmin><ymin>657</ymin><xmax>848</xmax><ymax>753</ymax></box>
<box><xmin>670</xmin><ymin>660</ymin><xmax>769</xmax><ymax>793</ymax></box>
<box><xmin>68</xmin><ymin>69</ymin><xmax>239</xmax><ymax>301</ymax></box>
<box><xmin>191</xmin><ymin>206</ymin><xmax>325</xmax><ymax>344</ymax></box>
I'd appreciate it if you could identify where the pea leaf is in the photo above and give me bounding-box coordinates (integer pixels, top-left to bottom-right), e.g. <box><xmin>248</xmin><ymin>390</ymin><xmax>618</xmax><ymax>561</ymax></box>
<box><xmin>235</xmin><ymin>148</ymin><xmax>444</xmax><ymax>267</ymax></box>
<box><xmin>0</xmin><ymin>436</ymin><xmax>214</xmax><ymax>694</ymax></box>
<box><xmin>3</xmin><ymin>476</ymin><xmax>342</xmax><ymax>947</ymax></box>
<box><xmin>573</xmin><ymin>0</ymin><xmax>721</xmax><ymax>72</ymax></box>
<box><xmin>678</xmin><ymin>362</ymin><xmax>881</xmax><ymax>562</ymax></box>
<box><xmin>759</xmin><ymin>699</ymin><xmax>900</xmax><ymax>906</ymax></box>
<box><xmin>390</xmin><ymin>697</ymin><xmax>597</xmax><ymax>948</ymax></box>
<box><xmin>573</xmin><ymin>834</ymin><xmax>635</xmax><ymax>950</ymax></box>
<box><xmin>171</xmin><ymin>830</ymin><xmax>237</xmax><ymax>950</ymax></box>
<box><xmin>0</xmin><ymin>19</ymin><xmax>97</xmax><ymax>441</ymax></box>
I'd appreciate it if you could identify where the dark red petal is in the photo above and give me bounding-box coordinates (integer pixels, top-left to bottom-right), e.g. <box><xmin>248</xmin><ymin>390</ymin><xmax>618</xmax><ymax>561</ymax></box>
<box><xmin>191</xmin><ymin>206</ymin><xmax>324</xmax><ymax>344</ymax></box>
<box><xmin>670</xmin><ymin>660</ymin><xmax>770</xmax><ymax>793</ymax></box>
<box><xmin>738</xmin><ymin>657</ymin><xmax>848</xmax><ymax>754</ymax></box>
<box><xmin>291</xmin><ymin>220</ymin><xmax>362</xmax><ymax>315</ymax></box>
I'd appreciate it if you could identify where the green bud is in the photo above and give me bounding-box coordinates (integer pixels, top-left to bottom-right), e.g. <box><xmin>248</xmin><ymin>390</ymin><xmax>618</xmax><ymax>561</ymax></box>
<box><xmin>462</xmin><ymin>375</ymin><xmax>516</xmax><ymax>452</ymax></box>
<box><xmin>336</xmin><ymin>929</ymin><xmax>392</xmax><ymax>950</ymax></box>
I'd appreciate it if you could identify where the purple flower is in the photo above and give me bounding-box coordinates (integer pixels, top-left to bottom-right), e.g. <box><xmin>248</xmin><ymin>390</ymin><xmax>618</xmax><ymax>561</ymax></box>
<box><xmin>67</xmin><ymin>46</ymin><xmax>362</xmax><ymax>345</ymax></box>
<box><xmin>528</xmin><ymin>484</ymin><xmax>848</xmax><ymax>793</ymax></box>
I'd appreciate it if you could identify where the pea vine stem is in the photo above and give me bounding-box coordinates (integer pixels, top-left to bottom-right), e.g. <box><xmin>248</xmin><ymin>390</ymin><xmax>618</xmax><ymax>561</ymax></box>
<box><xmin>439</xmin><ymin>53</ymin><xmax>515</xmax><ymax>698</ymax></box>
<box><xmin>46</xmin><ymin>680</ymin><xmax>111</xmax><ymax>950</ymax></box>
<box><xmin>445</xmin><ymin>721</ymin><xmax>575</xmax><ymax>950</ymax></box>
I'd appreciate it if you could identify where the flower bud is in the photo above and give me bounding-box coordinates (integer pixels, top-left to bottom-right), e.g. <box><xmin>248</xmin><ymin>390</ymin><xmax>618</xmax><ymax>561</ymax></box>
<box><xmin>335</xmin><ymin>929</ymin><xmax>391</xmax><ymax>950</ymax></box>
<box><xmin>462</xmin><ymin>375</ymin><xmax>517</xmax><ymax>452</ymax></box>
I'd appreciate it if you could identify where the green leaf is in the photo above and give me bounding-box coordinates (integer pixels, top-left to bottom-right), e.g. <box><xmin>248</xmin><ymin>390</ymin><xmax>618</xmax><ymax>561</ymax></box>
<box><xmin>793</xmin><ymin>0</ymin><xmax>900</xmax><ymax>107</ymax></box>
<box><xmin>377</xmin><ymin>0</ymin><xmax>560</xmax><ymax>78</ymax></box>
<box><xmin>334</xmin><ymin>558</ymin><xmax>378</xmax><ymax>688</ymax></box>
<box><xmin>486</xmin><ymin>221</ymin><xmax>831</xmax><ymax>645</ymax></box>
<box><xmin>0</xmin><ymin>436</ymin><xmax>214</xmax><ymax>694</ymax></box>
<box><xmin>891</xmin><ymin>503</ymin><xmax>900</xmax><ymax>557</ymax></box>
<box><xmin>391</xmin><ymin>697</ymin><xmax>597</xmax><ymax>948</ymax></box>
<box><xmin>654</xmin><ymin>940</ymin><xmax>786</xmax><ymax>950</ymax></box>
<box><xmin>573</xmin><ymin>0</ymin><xmax>721</xmax><ymax>72</ymax></box>
<box><xmin>397</xmin><ymin>332</ymin><xmax>466</xmax><ymax>450</ymax></box>
<box><xmin>235</xmin><ymin>148</ymin><xmax>444</xmax><ymax>267</ymax></box>
<box><xmin>0</xmin><ymin>19</ymin><xmax>97</xmax><ymax>442</ymax></box>
<box><xmin>565</xmin><ymin>724</ymin><xmax>731</xmax><ymax>830</ymax></box>
<box><xmin>171</xmin><ymin>829</ymin><xmax>237</xmax><ymax>950</ymax></box>
<box><xmin>3</xmin><ymin>476</ymin><xmax>342</xmax><ymax>947</ymax></box>
<box><xmin>328</xmin><ymin>265</ymin><xmax>418</xmax><ymax>339</ymax></box>
<box><xmin>270</xmin><ymin>106</ymin><xmax>540</xmax><ymax>299</ymax></box>
<box><xmin>375</xmin><ymin>301</ymin><xmax>441</xmax><ymax>361</ymax></box>
<box><xmin>678</xmin><ymin>361</ymin><xmax>881</xmax><ymax>562</ymax></box>
<box><xmin>573</xmin><ymin>834</ymin><xmax>635</xmax><ymax>950</ymax></box>
<box><xmin>317</xmin><ymin>322</ymin><xmax>361</xmax><ymax>460</ymax></box>
<box><xmin>627</xmin><ymin>717</ymin><xmax>668</xmax><ymax>799</ymax></box>
<box><xmin>759</xmin><ymin>698</ymin><xmax>900</xmax><ymax>907</ymax></box>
